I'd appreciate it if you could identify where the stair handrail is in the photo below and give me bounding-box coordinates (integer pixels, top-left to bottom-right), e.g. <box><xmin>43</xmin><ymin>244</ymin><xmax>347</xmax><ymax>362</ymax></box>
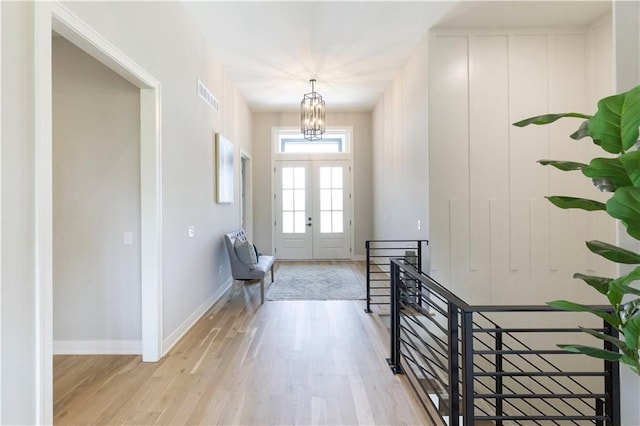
<box><xmin>387</xmin><ymin>257</ymin><xmax>621</xmax><ymax>426</ymax></box>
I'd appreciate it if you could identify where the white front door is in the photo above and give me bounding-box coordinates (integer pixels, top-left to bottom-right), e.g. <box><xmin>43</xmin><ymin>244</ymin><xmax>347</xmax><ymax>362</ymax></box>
<box><xmin>275</xmin><ymin>160</ymin><xmax>351</xmax><ymax>259</ymax></box>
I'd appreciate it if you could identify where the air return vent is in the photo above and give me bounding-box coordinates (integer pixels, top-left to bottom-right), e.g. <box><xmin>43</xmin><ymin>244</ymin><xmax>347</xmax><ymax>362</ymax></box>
<box><xmin>197</xmin><ymin>79</ymin><xmax>219</xmax><ymax>113</ymax></box>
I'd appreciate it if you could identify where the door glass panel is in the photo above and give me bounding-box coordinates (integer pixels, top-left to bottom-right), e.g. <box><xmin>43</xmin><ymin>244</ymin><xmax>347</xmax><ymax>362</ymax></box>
<box><xmin>332</xmin><ymin>167</ymin><xmax>342</xmax><ymax>187</ymax></box>
<box><xmin>282</xmin><ymin>189</ymin><xmax>294</xmax><ymax>211</ymax></box>
<box><xmin>282</xmin><ymin>167</ymin><xmax>293</xmax><ymax>189</ymax></box>
<box><xmin>294</xmin><ymin>167</ymin><xmax>305</xmax><ymax>188</ymax></box>
<box><xmin>294</xmin><ymin>189</ymin><xmax>305</xmax><ymax>210</ymax></box>
<box><xmin>282</xmin><ymin>167</ymin><xmax>306</xmax><ymax>234</ymax></box>
<box><xmin>318</xmin><ymin>166</ymin><xmax>344</xmax><ymax>233</ymax></box>
<box><xmin>320</xmin><ymin>167</ymin><xmax>331</xmax><ymax>188</ymax></box>
<box><xmin>332</xmin><ymin>189</ymin><xmax>343</xmax><ymax>211</ymax></box>
<box><xmin>320</xmin><ymin>189</ymin><xmax>331</xmax><ymax>210</ymax></box>
<box><xmin>283</xmin><ymin>212</ymin><xmax>294</xmax><ymax>233</ymax></box>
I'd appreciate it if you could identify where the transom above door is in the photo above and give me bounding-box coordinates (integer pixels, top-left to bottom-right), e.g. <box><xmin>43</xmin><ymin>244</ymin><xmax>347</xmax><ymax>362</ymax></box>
<box><xmin>274</xmin><ymin>160</ymin><xmax>351</xmax><ymax>260</ymax></box>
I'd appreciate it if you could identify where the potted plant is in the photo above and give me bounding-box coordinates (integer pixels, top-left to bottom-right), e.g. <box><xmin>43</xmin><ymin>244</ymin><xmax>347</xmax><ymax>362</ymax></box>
<box><xmin>513</xmin><ymin>85</ymin><xmax>640</xmax><ymax>375</ymax></box>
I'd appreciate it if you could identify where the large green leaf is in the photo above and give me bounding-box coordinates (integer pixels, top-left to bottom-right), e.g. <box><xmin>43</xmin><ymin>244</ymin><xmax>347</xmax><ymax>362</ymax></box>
<box><xmin>513</xmin><ymin>112</ymin><xmax>592</xmax><ymax>127</ymax></box>
<box><xmin>548</xmin><ymin>300</ymin><xmax>620</xmax><ymax>326</ymax></box>
<box><xmin>571</xmin><ymin>120</ymin><xmax>590</xmax><ymax>140</ymax></box>
<box><xmin>573</xmin><ymin>273</ymin><xmax>612</xmax><ymax>295</ymax></box>
<box><xmin>582</xmin><ymin>157</ymin><xmax>633</xmax><ymax>190</ymax></box>
<box><xmin>607</xmin><ymin>267</ymin><xmax>640</xmax><ymax>306</ymax></box>
<box><xmin>619</xmin><ymin>150</ymin><xmax>640</xmax><ymax>186</ymax></box>
<box><xmin>606</xmin><ymin>187</ymin><xmax>640</xmax><ymax>240</ymax></box>
<box><xmin>623</xmin><ymin>312</ymin><xmax>640</xmax><ymax>350</ymax></box>
<box><xmin>623</xmin><ymin>299</ymin><xmax>640</xmax><ymax>319</ymax></box>
<box><xmin>538</xmin><ymin>160</ymin><xmax>587</xmax><ymax>171</ymax></box>
<box><xmin>579</xmin><ymin>326</ymin><xmax>628</xmax><ymax>352</ymax></box>
<box><xmin>546</xmin><ymin>196</ymin><xmax>606</xmax><ymax>211</ymax></box>
<box><xmin>588</xmin><ymin>85</ymin><xmax>640</xmax><ymax>154</ymax></box>
<box><xmin>558</xmin><ymin>344</ymin><xmax>623</xmax><ymax>361</ymax></box>
<box><xmin>586</xmin><ymin>240</ymin><xmax>640</xmax><ymax>264</ymax></box>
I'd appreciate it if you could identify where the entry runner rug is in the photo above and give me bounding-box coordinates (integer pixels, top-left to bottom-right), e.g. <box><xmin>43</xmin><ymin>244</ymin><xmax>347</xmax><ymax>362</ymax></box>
<box><xmin>265</xmin><ymin>261</ymin><xmax>366</xmax><ymax>301</ymax></box>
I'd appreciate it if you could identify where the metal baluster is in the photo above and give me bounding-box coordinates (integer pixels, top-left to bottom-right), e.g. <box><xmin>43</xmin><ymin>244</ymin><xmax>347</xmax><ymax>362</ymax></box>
<box><xmin>496</xmin><ymin>329</ymin><xmax>503</xmax><ymax>426</ymax></box>
<box><xmin>449</xmin><ymin>302</ymin><xmax>460</xmax><ymax>426</ymax></box>
<box><xmin>388</xmin><ymin>261</ymin><xmax>402</xmax><ymax>374</ymax></box>
<box><xmin>365</xmin><ymin>240</ymin><xmax>372</xmax><ymax>313</ymax></box>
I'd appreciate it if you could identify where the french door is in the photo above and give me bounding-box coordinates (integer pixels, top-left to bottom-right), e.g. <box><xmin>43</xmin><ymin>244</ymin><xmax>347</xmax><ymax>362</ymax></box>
<box><xmin>275</xmin><ymin>160</ymin><xmax>351</xmax><ymax>259</ymax></box>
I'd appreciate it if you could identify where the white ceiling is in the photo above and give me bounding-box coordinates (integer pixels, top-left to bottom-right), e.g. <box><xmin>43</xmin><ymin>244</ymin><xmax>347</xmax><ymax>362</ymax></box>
<box><xmin>185</xmin><ymin>1</ymin><xmax>612</xmax><ymax>112</ymax></box>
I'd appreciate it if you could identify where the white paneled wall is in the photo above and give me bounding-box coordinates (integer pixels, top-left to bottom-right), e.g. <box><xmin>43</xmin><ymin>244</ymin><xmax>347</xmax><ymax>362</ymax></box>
<box><xmin>429</xmin><ymin>24</ymin><xmax>615</xmax><ymax>306</ymax></box>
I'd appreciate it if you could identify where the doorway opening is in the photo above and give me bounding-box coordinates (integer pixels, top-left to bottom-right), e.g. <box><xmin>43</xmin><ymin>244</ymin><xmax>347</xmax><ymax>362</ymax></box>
<box><xmin>35</xmin><ymin>4</ymin><xmax>163</xmax><ymax>422</ymax></box>
<box><xmin>240</xmin><ymin>152</ymin><xmax>251</xmax><ymax>233</ymax></box>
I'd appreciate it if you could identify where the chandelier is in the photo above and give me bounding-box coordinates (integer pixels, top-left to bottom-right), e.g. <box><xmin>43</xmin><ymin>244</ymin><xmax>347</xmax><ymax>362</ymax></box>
<box><xmin>300</xmin><ymin>79</ymin><xmax>325</xmax><ymax>140</ymax></box>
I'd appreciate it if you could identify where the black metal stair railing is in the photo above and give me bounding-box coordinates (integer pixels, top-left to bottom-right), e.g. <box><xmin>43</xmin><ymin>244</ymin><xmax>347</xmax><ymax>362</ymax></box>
<box><xmin>387</xmin><ymin>258</ymin><xmax>621</xmax><ymax>426</ymax></box>
<box><xmin>364</xmin><ymin>240</ymin><xmax>428</xmax><ymax>313</ymax></box>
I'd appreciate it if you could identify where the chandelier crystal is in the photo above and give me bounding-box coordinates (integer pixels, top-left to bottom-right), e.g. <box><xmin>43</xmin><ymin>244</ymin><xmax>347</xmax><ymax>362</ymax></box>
<box><xmin>300</xmin><ymin>79</ymin><xmax>325</xmax><ymax>141</ymax></box>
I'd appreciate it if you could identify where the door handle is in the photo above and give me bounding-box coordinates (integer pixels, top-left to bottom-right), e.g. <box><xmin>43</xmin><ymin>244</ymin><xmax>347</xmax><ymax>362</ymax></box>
<box><xmin>307</xmin><ymin>217</ymin><xmax>312</xmax><ymax>227</ymax></box>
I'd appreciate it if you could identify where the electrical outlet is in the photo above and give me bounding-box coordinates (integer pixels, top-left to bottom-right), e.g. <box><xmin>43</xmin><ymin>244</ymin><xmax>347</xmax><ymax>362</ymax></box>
<box><xmin>417</xmin><ymin>220</ymin><xmax>421</xmax><ymax>231</ymax></box>
<box><xmin>124</xmin><ymin>231</ymin><xmax>133</xmax><ymax>246</ymax></box>
<box><xmin>188</xmin><ymin>225</ymin><xmax>195</xmax><ymax>238</ymax></box>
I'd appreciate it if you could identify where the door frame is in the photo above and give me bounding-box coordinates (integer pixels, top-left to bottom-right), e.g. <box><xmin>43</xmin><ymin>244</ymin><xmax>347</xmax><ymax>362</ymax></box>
<box><xmin>271</xmin><ymin>127</ymin><xmax>355</xmax><ymax>260</ymax></box>
<box><xmin>240</xmin><ymin>150</ymin><xmax>252</xmax><ymax>237</ymax></box>
<box><xmin>35</xmin><ymin>2</ymin><xmax>163</xmax><ymax>423</ymax></box>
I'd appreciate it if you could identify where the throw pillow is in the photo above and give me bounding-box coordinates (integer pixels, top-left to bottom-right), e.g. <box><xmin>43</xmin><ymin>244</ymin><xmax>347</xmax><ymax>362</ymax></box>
<box><xmin>234</xmin><ymin>238</ymin><xmax>258</xmax><ymax>267</ymax></box>
<box><xmin>253</xmin><ymin>243</ymin><xmax>260</xmax><ymax>261</ymax></box>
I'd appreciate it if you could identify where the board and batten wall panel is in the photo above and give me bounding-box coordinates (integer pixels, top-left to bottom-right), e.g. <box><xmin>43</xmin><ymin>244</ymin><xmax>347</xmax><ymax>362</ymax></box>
<box><xmin>429</xmin><ymin>27</ymin><xmax>614</xmax><ymax>306</ymax></box>
<box><xmin>429</xmin><ymin>35</ymin><xmax>469</xmax><ymax>292</ymax></box>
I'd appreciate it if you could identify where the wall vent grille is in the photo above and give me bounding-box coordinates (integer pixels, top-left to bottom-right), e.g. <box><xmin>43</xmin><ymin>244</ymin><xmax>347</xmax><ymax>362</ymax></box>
<box><xmin>197</xmin><ymin>79</ymin><xmax>220</xmax><ymax>113</ymax></box>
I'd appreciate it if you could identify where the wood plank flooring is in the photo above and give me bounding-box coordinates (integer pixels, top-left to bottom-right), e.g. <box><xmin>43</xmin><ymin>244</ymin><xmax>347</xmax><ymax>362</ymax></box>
<box><xmin>54</xmin><ymin>263</ymin><xmax>431</xmax><ymax>425</ymax></box>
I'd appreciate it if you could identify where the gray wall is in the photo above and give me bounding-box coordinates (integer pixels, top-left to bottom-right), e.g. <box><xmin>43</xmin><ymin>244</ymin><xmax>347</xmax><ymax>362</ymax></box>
<box><xmin>252</xmin><ymin>111</ymin><xmax>373</xmax><ymax>258</ymax></box>
<box><xmin>59</xmin><ymin>1</ymin><xmax>254</xmax><ymax>348</ymax></box>
<box><xmin>1</xmin><ymin>2</ymin><xmax>253</xmax><ymax>422</ymax></box>
<box><xmin>52</xmin><ymin>37</ymin><xmax>141</xmax><ymax>348</ymax></box>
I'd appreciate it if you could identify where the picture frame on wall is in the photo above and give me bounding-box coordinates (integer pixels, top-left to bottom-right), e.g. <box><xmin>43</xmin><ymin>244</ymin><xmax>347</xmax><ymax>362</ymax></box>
<box><xmin>215</xmin><ymin>133</ymin><xmax>234</xmax><ymax>204</ymax></box>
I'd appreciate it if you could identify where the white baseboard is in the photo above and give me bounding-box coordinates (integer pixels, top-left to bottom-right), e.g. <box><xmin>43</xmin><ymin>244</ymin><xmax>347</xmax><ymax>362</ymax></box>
<box><xmin>162</xmin><ymin>278</ymin><xmax>233</xmax><ymax>356</ymax></box>
<box><xmin>53</xmin><ymin>339</ymin><xmax>141</xmax><ymax>355</ymax></box>
<box><xmin>351</xmin><ymin>254</ymin><xmax>365</xmax><ymax>261</ymax></box>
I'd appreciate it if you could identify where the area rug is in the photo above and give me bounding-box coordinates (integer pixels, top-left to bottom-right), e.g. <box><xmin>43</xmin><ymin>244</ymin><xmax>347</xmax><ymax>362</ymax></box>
<box><xmin>265</xmin><ymin>262</ymin><xmax>366</xmax><ymax>301</ymax></box>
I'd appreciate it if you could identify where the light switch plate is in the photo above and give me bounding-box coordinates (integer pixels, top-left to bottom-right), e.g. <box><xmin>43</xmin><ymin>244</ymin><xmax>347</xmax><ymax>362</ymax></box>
<box><xmin>124</xmin><ymin>232</ymin><xmax>133</xmax><ymax>246</ymax></box>
<box><xmin>188</xmin><ymin>225</ymin><xmax>195</xmax><ymax>238</ymax></box>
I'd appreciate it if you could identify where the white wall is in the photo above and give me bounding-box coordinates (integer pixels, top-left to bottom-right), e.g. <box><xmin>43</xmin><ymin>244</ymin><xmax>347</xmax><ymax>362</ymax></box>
<box><xmin>1</xmin><ymin>2</ymin><xmax>37</xmax><ymax>423</ymax></box>
<box><xmin>427</xmin><ymin>24</ymin><xmax>615</xmax><ymax>306</ymax></box>
<box><xmin>1</xmin><ymin>2</ymin><xmax>252</xmax><ymax>422</ymax></box>
<box><xmin>52</xmin><ymin>37</ymin><xmax>141</xmax><ymax>352</ymax></box>
<box><xmin>372</xmin><ymin>35</ymin><xmax>430</xmax><ymax>245</ymax></box>
<box><xmin>252</xmin><ymin>111</ymin><xmax>373</xmax><ymax>258</ymax></box>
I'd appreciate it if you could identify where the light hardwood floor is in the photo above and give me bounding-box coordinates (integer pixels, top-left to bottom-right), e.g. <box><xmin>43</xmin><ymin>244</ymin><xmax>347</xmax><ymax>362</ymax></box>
<box><xmin>54</xmin><ymin>263</ymin><xmax>431</xmax><ymax>425</ymax></box>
